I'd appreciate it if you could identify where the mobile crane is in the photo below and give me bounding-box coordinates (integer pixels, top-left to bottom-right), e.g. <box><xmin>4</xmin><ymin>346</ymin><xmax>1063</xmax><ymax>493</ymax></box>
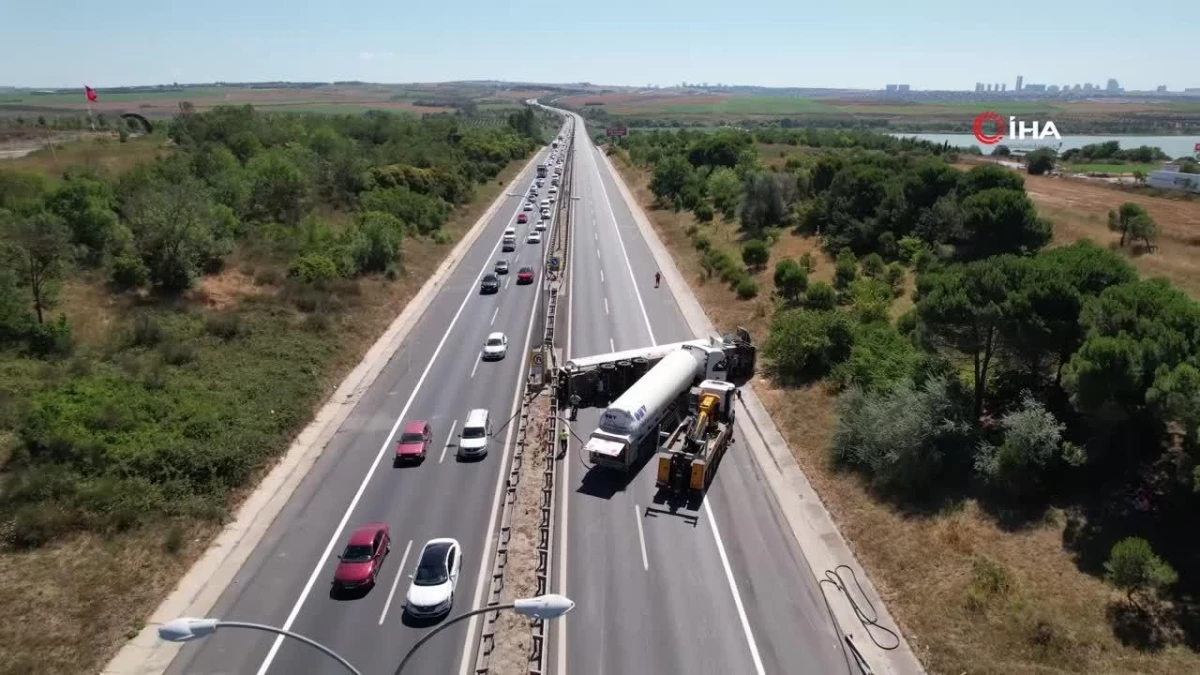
<box><xmin>655</xmin><ymin>379</ymin><xmax>737</xmax><ymax>500</ymax></box>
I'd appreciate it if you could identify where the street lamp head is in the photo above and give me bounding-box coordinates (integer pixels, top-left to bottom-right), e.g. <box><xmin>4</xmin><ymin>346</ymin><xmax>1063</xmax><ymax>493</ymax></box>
<box><xmin>158</xmin><ymin>617</ymin><xmax>219</xmax><ymax>642</ymax></box>
<box><xmin>513</xmin><ymin>593</ymin><xmax>575</xmax><ymax>620</ymax></box>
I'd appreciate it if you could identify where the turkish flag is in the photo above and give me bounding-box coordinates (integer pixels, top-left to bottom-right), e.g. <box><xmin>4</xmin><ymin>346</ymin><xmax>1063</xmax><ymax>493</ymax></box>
<box><xmin>85</xmin><ymin>86</ymin><xmax>98</xmax><ymax>103</ymax></box>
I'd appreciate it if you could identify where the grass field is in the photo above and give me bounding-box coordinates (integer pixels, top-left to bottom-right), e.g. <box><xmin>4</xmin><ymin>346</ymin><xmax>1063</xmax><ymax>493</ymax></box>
<box><xmin>5</xmin><ymin>135</ymin><xmax>174</xmax><ymax>181</ymax></box>
<box><xmin>608</xmin><ymin>146</ymin><xmax>1200</xmax><ymax>675</ymax></box>
<box><xmin>1061</xmin><ymin>162</ymin><xmax>1163</xmax><ymax>174</ymax></box>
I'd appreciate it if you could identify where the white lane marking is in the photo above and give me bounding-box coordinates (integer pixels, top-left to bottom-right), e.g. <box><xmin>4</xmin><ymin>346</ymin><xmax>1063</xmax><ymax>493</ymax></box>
<box><xmin>609</xmin><ymin>337</ymin><xmax>615</xmax><ymax>352</ymax></box>
<box><xmin>439</xmin><ymin>420</ymin><xmax>457</xmax><ymax>464</ymax></box>
<box><xmin>596</xmin><ymin>248</ymin><xmax>600</xmax><ymax>258</ymax></box>
<box><xmin>490</xmin><ymin>307</ymin><xmax>498</xmax><ymax>325</ymax></box>
<box><xmin>555</xmin><ymin>125</ymin><xmax>577</xmax><ymax>675</ymax></box>
<box><xmin>379</xmin><ymin>539</ymin><xmax>413</xmax><ymax>625</ymax></box>
<box><xmin>456</xmin><ymin>190</ymin><xmax>557</xmax><ymax>675</ymax></box>
<box><xmin>253</xmin><ymin>149</ymin><xmax>542</xmax><ymax>675</ymax></box>
<box><xmin>594</xmin><ymin>133</ymin><xmax>767</xmax><ymax>674</ymax></box>
<box><xmin>600</xmin><ymin>269</ymin><xmax>604</xmax><ymax>283</ymax></box>
<box><xmin>590</xmin><ymin>141</ymin><xmax>656</xmax><ymax>346</ymax></box>
<box><xmin>604</xmin><ymin>298</ymin><xmax>609</xmax><ymax>315</ymax></box>
<box><xmin>594</xmin><ymin>231</ymin><xmax>597</xmax><ymax>240</ymax></box>
<box><xmin>470</xmin><ymin>355</ymin><xmax>481</xmax><ymax>379</ymax></box>
<box><xmin>504</xmin><ymin>277</ymin><xmax>510</xmax><ymax>289</ymax></box>
<box><xmin>634</xmin><ymin>504</ymin><xmax>649</xmax><ymax>571</ymax></box>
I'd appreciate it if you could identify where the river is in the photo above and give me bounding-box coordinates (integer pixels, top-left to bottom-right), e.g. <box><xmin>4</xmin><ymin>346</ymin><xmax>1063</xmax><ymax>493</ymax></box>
<box><xmin>890</xmin><ymin>133</ymin><xmax>1200</xmax><ymax>159</ymax></box>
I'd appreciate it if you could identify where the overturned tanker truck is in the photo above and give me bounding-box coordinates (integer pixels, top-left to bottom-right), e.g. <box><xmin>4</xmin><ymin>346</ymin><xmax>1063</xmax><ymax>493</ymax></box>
<box><xmin>555</xmin><ymin>330</ymin><xmax>755</xmax><ymax>479</ymax></box>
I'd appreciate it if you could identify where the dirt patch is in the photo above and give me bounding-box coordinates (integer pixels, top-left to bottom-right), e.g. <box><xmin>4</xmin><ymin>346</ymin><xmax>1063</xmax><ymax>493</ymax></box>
<box><xmin>489</xmin><ymin>392</ymin><xmax>551</xmax><ymax>675</ymax></box>
<box><xmin>192</xmin><ymin>269</ymin><xmax>274</xmax><ymax>310</ymax></box>
<box><xmin>610</xmin><ymin>155</ymin><xmax>1200</xmax><ymax>675</ymax></box>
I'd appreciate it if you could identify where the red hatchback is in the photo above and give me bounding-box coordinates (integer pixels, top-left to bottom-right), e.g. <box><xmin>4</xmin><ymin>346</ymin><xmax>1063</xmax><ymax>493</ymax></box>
<box><xmin>333</xmin><ymin>522</ymin><xmax>390</xmax><ymax>590</ymax></box>
<box><xmin>395</xmin><ymin>420</ymin><xmax>432</xmax><ymax>464</ymax></box>
<box><xmin>517</xmin><ymin>213</ymin><xmax>528</xmax><ymax>224</ymax></box>
<box><xmin>517</xmin><ymin>267</ymin><xmax>535</xmax><ymax>284</ymax></box>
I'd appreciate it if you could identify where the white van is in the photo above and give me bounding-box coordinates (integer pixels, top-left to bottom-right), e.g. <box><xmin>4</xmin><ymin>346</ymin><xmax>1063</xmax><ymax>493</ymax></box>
<box><xmin>458</xmin><ymin>409</ymin><xmax>491</xmax><ymax>459</ymax></box>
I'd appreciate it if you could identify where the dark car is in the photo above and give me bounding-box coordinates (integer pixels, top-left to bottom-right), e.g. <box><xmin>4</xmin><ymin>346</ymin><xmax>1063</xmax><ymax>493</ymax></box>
<box><xmin>333</xmin><ymin>523</ymin><xmax>390</xmax><ymax>590</ymax></box>
<box><xmin>517</xmin><ymin>267</ymin><xmax>535</xmax><ymax>284</ymax></box>
<box><xmin>480</xmin><ymin>273</ymin><xmax>500</xmax><ymax>294</ymax></box>
<box><xmin>395</xmin><ymin>420</ymin><xmax>432</xmax><ymax>464</ymax></box>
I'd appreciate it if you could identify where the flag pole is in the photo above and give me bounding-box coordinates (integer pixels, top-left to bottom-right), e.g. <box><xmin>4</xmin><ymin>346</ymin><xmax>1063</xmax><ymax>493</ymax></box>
<box><xmin>85</xmin><ymin>85</ymin><xmax>96</xmax><ymax>131</ymax></box>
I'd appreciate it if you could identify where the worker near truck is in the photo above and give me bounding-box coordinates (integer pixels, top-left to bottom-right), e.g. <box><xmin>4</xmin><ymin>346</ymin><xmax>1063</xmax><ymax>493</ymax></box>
<box><xmin>654</xmin><ymin>271</ymin><xmax>661</xmax><ymax>288</ymax></box>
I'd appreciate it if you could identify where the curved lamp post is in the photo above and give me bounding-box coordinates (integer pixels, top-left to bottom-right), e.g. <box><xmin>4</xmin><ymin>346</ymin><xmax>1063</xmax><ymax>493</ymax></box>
<box><xmin>394</xmin><ymin>593</ymin><xmax>575</xmax><ymax>674</ymax></box>
<box><xmin>158</xmin><ymin>618</ymin><xmax>362</xmax><ymax>675</ymax></box>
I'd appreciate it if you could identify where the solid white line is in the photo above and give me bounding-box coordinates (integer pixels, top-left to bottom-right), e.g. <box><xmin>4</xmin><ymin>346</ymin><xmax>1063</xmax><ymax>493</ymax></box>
<box><xmin>590</xmin><ymin>143</ymin><xmax>656</xmax><ymax>346</ymax></box>
<box><xmin>593</xmin><ymin>133</ymin><xmax>767</xmax><ymax>674</ymax></box>
<box><xmin>378</xmin><ymin>539</ymin><xmax>413</xmax><ymax>625</ymax></box>
<box><xmin>554</xmin><ymin>124</ymin><xmax>578</xmax><ymax>675</ymax></box>
<box><xmin>490</xmin><ymin>307</ymin><xmax>498</xmax><ymax>326</ymax></box>
<box><xmin>455</xmin><ymin>181</ymin><xmax>558</xmax><ymax>675</ymax></box>
<box><xmin>439</xmin><ymin>420</ymin><xmax>457</xmax><ymax>464</ymax></box>
<box><xmin>253</xmin><ymin>149</ymin><xmax>541</xmax><ymax>675</ymax></box>
<box><xmin>470</xmin><ymin>355</ymin><xmax>481</xmax><ymax>379</ymax></box>
<box><xmin>604</xmin><ymin>298</ymin><xmax>609</xmax><ymax>315</ymax></box>
<box><xmin>634</xmin><ymin>504</ymin><xmax>649</xmax><ymax>571</ymax></box>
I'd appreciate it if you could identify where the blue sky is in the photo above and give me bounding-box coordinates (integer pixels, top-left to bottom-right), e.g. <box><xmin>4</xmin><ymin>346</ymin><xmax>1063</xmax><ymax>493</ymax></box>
<box><xmin>1</xmin><ymin>0</ymin><xmax>1195</xmax><ymax>90</ymax></box>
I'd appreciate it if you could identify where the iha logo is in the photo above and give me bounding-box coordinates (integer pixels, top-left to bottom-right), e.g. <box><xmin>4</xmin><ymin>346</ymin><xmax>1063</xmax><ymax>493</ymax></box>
<box><xmin>973</xmin><ymin>111</ymin><xmax>1061</xmax><ymax>145</ymax></box>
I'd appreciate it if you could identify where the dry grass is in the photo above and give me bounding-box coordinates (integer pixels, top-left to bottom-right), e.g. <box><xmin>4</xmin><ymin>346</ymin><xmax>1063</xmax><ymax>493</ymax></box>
<box><xmin>610</xmin><ymin>155</ymin><xmax>1200</xmax><ymax>675</ymax></box>
<box><xmin>0</xmin><ymin>158</ymin><xmax>532</xmax><ymax>675</ymax></box>
<box><xmin>7</xmin><ymin>134</ymin><xmax>173</xmax><ymax>180</ymax></box>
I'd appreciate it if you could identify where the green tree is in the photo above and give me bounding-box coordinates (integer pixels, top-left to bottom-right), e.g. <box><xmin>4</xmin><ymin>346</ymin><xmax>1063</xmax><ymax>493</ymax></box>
<box><xmin>46</xmin><ymin>173</ymin><xmax>119</xmax><ymax>265</ymax></box>
<box><xmin>862</xmin><ymin>252</ymin><xmax>885</xmax><ymax>278</ymax></box>
<box><xmin>1026</xmin><ymin>148</ymin><xmax>1056</xmax><ymax>175</ymax></box>
<box><xmin>246</xmin><ymin>149</ymin><xmax>309</xmax><ymax>225</ymax></box>
<box><xmin>0</xmin><ymin>169</ymin><xmax>48</xmax><ymax>215</ymax></box>
<box><xmin>707</xmin><ymin>167</ymin><xmax>742</xmax><ymax>219</ymax></box>
<box><xmin>1</xmin><ymin>211</ymin><xmax>71</xmax><ymax>324</ymax></box>
<box><xmin>806</xmin><ymin>281</ymin><xmax>836</xmax><ymax>310</ymax></box>
<box><xmin>763</xmin><ymin>309</ymin><xmax>855</xmax><ymax>384</ymax></box>
<box><xmin>739</xmin><ymin>171</ymin><xmax>788</xmax><ymax>236</ymax></box>
<box><xmin>974</xmin><ymin>392</ymin><xmax>1067</xmax><ymax>495</ymax></box>
<box><xmin>650</xmin><ymin>155</ymin><xmax>693</xmax><ymax>208</ymax></box>
<box><xmin>123</xmin><ymin>177</ymin><xmax>232</xmax><ymax>291</ymax></box>
<box><xmin>742</xmin><ymin>239</ymin><xmax>770</xmax><ymax>270</ymax></box>
<box><xmin>773</xmin><ymin>258</ymin><xmax>808</xmax><ymax>303</ymax></box>
<box><xmin>958</xmin><ymin>188</ymin><xmax>1052</xmax><ymax>260</ymax></box>
<box><xmin>1107</xmin><ymin>202</ymin><xmax>1158</xmax><ymax>249</ymax></box>
<box><xmin>834</xmin><ymin>247</ymin><xmax>857</xmax><ymax>289</ymax></box>
<box><xmin>1104</xmin><ymin>537</ymin><xmax>1178</xmax><ymax>607</ymax></box>
<box><xmin>350</xmin><ymin>211</ymin><xmax>405</xmax><ymax>273</ymax></box>
<box><xmin>960</xmin><ymin>164</ymin><xmax>1025</xmax><ymax>197</ymax></box>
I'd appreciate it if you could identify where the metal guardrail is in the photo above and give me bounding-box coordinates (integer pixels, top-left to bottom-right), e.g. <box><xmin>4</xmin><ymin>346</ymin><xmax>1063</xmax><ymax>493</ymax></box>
<box><xmin>472</xmin><ymin>126</ymin><xmax>573</xmax><ymax>675</ymax></box>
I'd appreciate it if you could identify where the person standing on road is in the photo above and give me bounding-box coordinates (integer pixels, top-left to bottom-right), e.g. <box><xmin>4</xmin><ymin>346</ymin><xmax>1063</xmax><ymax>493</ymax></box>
<box><xmin>654</xmin><ymin>271</ymin><xmax>661</xmax><ymax>288</ymax></box>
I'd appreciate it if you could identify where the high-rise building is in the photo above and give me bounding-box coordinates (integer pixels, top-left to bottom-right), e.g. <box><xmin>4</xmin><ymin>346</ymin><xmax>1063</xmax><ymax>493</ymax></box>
<box><xmin>994</xmin><ymin>82</ymin><xmax>1001</xmax><ymax>91</ymax></box>
<box><xmin>1016</xmin><ymin>75</ymin><xmax>1024</xmax><ymax>91</ymax></box>
<box><xmin>976</xmin><ymin>82</ymin><xmax>985</xmax><ymax>92</ymax></box>
<box><xmin>897</xmin><ymin>84</ymin><xmax>910</xmax><ymax>92</ymax></box>
<box><xmin>986</xmin><ymin>84</ymin><xmax>993</xmax><ymax>92</ymax></box>
<box><xmin>1157</xmin><ymin>85</ymin><xmax>1168</xmax><ymax>93</ymax></box>
<box><xmin>885</xmin><ymin>84</ymin><xmax>898</xmax><ymax>92</ymax></box>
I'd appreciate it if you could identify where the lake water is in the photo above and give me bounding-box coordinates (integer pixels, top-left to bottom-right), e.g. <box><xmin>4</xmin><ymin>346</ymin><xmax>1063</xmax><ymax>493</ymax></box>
<box><xmin>891</xmin><ymin>133</ymin><xmax>1200</xmax><ymax>159</ymax></box>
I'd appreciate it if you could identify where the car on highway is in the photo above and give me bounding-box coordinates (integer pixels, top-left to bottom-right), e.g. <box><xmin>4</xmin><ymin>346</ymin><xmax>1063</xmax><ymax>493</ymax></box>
<box><xmin>404</xmin><ymin>538</ymin><xmax>462</xmax><ymax>618</ymax></box>
<box><xmin>517</xmin><ymin>213</ymin><xmax>528</xmax><ymax>224</ymax></box>
<box><xmin>549</xmin><ymin>186</ymin><xmax>557</xmax><ymax>194</ymax></box>
<box><xmin>536</xmin><ymin>179</ymin><xmax>544</xmax><ymax>188</ymax></box>
<box><xmin>480</xmin><ymin>273</ymin><xmax>500</xmax><ymax>294</ymax></box>
<box><xmin>494</xmin><ymin>259</ymin><xmax>509</xmax><ymax>274</ymax></box>
<box><xmin>527</xmin><ymin>231</ymin><xmax>542</xmax><ymax>245</ymax></box>
<box><xmin>394</xmin><ymin>420</ymin><xmax>432</xmax><ymax>464</ymax></box>
<box><xmin>523</xmin><ymin>202</ymin><xmax>533</xmax><ymax>211</ymax></box>
<box><xmin>502</xmin><ymin>238</ymin><xmax>516</xmax><ymax>252</ymax></box>
<box><xmin>517</xmin><ymin>267</ymin><xmax>535</xmax><ymax>284</ymax></box>
<box><xmin>482</xmin><ymin>332</ymin><xmax>508</xmax><ymax>360</ymax></box>
<box><xmin>535</xmin><ymin>219</ymin><xmax>546</xmax><ymax>232</ymax></box>
<box><xmin>332</xmin><ymin>523</ymin><xmax>391</xmax><ymax>591</ymax></box>
<box><xmin>457</xmin><ymin>408</ymin><xmax>491</xmax><ymax>459</ymax></box>
<box><xmin>540</xmin><ymin>208</ymin><xmax>550</xmax><ymax>219</ymax></box>
<box><xmin>549</xmin><ymin>195</ymin><xmax>556</xmax><ymax>203</ymax></box>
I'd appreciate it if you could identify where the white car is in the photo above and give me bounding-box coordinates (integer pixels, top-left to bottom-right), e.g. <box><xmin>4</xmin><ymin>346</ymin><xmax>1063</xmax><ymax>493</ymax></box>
<box><xmin>404</xmin><ymin>538</ymin><xmax>462</xmax><ymax>618</ymax></box>
<box><xmin>549</xmin><ymin>195</ymin><xmax>557</xmax><ymax>203</ymax></box>
<box><xmin>482</xmin><ymin>332</ymin><xmax>508</xmax><ymax>360</ymax></box>
<box><xmin>527</xmin><ymin>231</ymin><xmax>542</xmax><ymax>245</ymax></box>
<box><xmin>540</xmin><ymin>208</ymin><xmax>551</xmax><ymax>219</ymax></box>
<box><xmin>535</xmin><ymin>220</ymin><xmax>547</xmax><ymax>231</ymax></box>
<box><xmin>523</xmin><ymin>202</ymin><xmax>533</xmax><ymax>211</ymax></box>
<box><xmin>549</xmin><ymin>186</ymin><xmax>557</xmax><ymax>194</ymax></box>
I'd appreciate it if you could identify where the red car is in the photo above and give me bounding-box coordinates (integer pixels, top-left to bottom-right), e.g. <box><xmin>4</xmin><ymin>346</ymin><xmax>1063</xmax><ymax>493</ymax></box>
<box><xmin>333</xmin><ymin>522</ymin><xmax>390</xmax><ymax>590</ymax></box>
<box><xmin>395</xmin><ymin>420</ymin><xmax>432</xmax><ymax>464</ymax></box>
<box><xmin>517</xmin><ymin>267</ymin><xmax>535</xmax><ymax>284</ymax></box>
<box><xmin>517</xmin><ymin>213</ymin><xmax>528</xmax><ymax>224</ymax></box>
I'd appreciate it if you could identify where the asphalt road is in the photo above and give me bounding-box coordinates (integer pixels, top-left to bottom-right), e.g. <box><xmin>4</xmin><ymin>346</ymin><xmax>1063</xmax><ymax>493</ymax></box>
<box><xmin>165</xmin><ymin>137</ymin><xmax>567</xmax><ymax>675</ymax></box>
<box><xmin>549</xmin><ymin>113</ymin><xmax>850</xmax><ymax>675</ymax></box>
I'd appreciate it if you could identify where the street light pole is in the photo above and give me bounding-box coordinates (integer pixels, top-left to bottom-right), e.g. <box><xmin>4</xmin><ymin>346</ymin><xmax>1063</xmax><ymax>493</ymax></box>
<box><xmin>393</xmin><ymin>604</ymin><xmax>509</xmax><ymax>675</ymax></box>
<box><xmin>158</xmin><ymin>618</ymin><xmax>362</xmax><ymax>675</ymax></box>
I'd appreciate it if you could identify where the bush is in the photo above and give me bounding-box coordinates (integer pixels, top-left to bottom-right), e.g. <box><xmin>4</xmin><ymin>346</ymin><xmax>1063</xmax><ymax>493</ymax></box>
<box><xmin>834</xmin><ymin>247</ymin><xmax>857</xmax><ymax>289</ymax></box>
<box><xmin>110</xmin><ymin>254</ymin><xmax>150</xmax><ymax>290</ymax></box>
<box><xmin>735</xmin><ymin>278</ymin><xmax>759</xmax><ymax>299</ymax></box>
<box><xmin>288</xmin><ymin>252</ymin><xmax>341</xmax><ymax>284</ymax></box>
<box><xmin>204</xmin><ymin>314</ymin><xmax>243</xmax><ymax>341</ymax></box>
<box><xmin>848</xmin><ymin>279</ymin><xmax>892</xmax><ymax>323</ymax></box>
<box><xmin>862</xmin><ymin>252</ymin><xmax>885</xmax><ymax>278</ymax></box>
<box><xmin>773</xmin><ymin>258</ymin><xmax>808</xmax><ymax>302</ymax></box>
<box><xmin>763</xmin><ymin>309</ymin><xmax>854</xmax><ymax>384</ymax></box>
<box><xmin>742</xmin><ymin>239</ymin><xmax>770</xmax><ymax>270</ymax></box>
<box><xmin>694</xmin><ymin>201</ymin><xmax>714</xmax><ymax>223</ymax></box>
<box><xmin>1104</xmin><ymin>537</ymin><xmax>1178</xmax><ymax>604</ymax></box>
<box><xmin>131</xmin><ymin>313</ymin><xmax>164</xmax><ymax>347</ymax></box>
<box><xmin>799</xmin><ymin>252</ymin><xmax>815</xmax><ymax>273</ymax></box>
<box><xmin>973</xmin><ymin>392</ymin><xmax>1066</xmax><ymax>495</ymax></box>
<box><xmin>805</xmin><ymin>281</ymin><xmax>836</xmax><ymax>310</ymax></box>
<box><xmin>26</xmin><ymin>315</ymin><xmax>74</xmax><ymax>359</ymax></box>
<box><xmin>829</xmin><ymin>321</ymin><xmax>923</xmax><ymax>392</ymax></box>
<box><xmin>159</xmin><ymin>340</ymin><xmax>197</xmax><ymax>366</ymax></box>
<box><xmin>831</xmin><ymin>376</ymin><xmax>975</xmax><ymax>498</ymax></box>
<box><xmin>877</xmin><ymin>231</ymin><xmax>898</xmax><ymax>259</ymax></box>
<box><xmin>898</xmin><ymin>236</ymin><xmax>925</xmax><ymax>265</ymax></box>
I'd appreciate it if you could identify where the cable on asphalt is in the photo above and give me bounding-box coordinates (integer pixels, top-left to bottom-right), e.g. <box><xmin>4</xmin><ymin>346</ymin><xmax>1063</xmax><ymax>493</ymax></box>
<box><xmin>818</xmin><ymin>564</ymin><xmax>900</xmax><ymax>674</ymax></box>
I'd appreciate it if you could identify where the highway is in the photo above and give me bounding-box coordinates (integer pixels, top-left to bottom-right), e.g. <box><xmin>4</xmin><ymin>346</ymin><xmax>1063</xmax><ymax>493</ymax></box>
<box><xmin>165</xmin><ymin>138</ymin><xmax>566</xmax><ymax>675</ymax></box>
<box><xmin>548</xmin><ymin>113</ymin><xmax>849</xmax><ymax>675</ymax></box>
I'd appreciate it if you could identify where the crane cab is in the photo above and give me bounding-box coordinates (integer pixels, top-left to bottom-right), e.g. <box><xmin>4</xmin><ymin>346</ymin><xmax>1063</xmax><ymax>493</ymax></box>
<box><xmin>656</xmin><ymin>380</ymin><xmax>737</xmax><ymax>499</ymax></box>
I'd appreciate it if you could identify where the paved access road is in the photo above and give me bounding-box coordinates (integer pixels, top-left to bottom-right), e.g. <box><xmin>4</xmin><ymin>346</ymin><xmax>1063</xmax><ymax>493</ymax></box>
<box><xmin>548</xmin><ymin>112</ymin><xmax>850</xmax><ymax>675</ymax></box>
<box><xmin>166</xmin><ymin>138</ymin><xmax>567</xmax><ymax>675</ymax></box>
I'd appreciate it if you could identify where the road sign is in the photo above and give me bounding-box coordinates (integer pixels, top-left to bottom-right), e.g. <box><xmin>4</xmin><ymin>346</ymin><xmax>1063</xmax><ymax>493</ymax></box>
<box><xmin>529</xmin><ymin>349</ymin><xmax>545</xmax><ymax>384</ymax></box>
<box><xmin>550</xmin><ymin>256</ymin><xmax>560</xmax><ymax>271</ymax></box>
<box><xmin>606</xmin><ymin>126</ymin><xmax>628</xmax><ymax>137</ymax></box>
